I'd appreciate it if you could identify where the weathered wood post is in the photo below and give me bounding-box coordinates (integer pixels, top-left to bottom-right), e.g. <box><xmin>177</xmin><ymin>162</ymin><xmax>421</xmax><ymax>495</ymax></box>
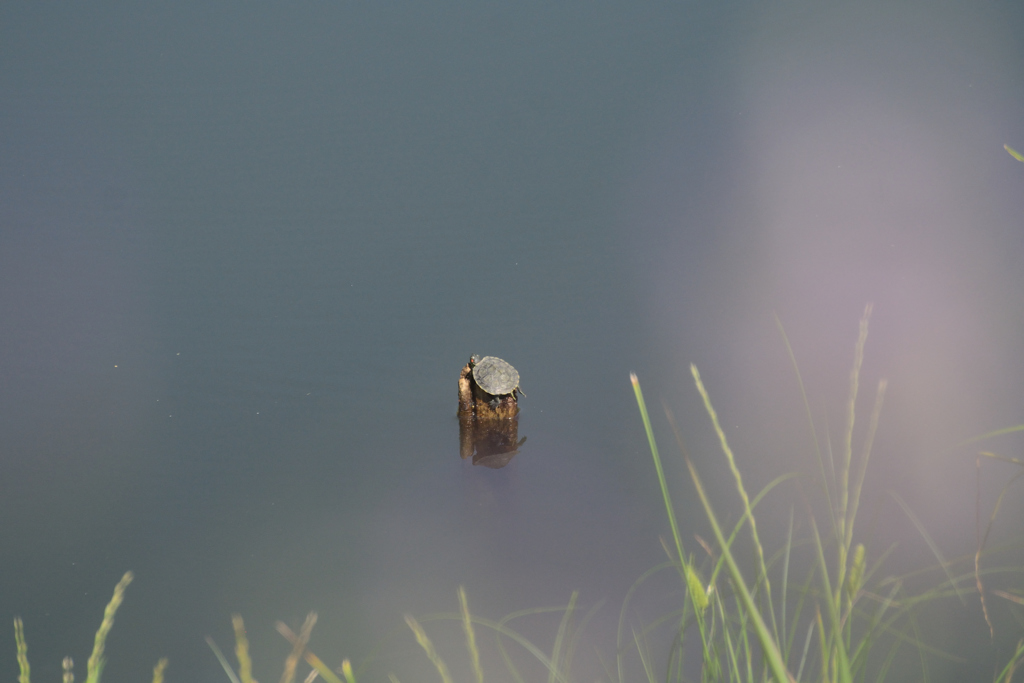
<box><xmin>457</xmin><ymin>355</ymin><xmax>524</xmax><ymax>467</ymax></box>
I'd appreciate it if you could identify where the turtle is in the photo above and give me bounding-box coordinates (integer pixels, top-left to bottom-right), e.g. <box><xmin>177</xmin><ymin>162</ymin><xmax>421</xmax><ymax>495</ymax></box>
<box><xmin>470</xmin><ymin>355</ymin><xmax>525</xmax><ymax>400</ymax></box>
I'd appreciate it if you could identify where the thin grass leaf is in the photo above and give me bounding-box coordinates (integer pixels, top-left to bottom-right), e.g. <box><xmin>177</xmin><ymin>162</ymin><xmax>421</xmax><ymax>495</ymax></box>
<box><xmin>231</xmin><ymin>615</ymin><xmax>255</xmax><ymax>683</ymax></box>
<box><xmin>280</xmin><ymin>612</ymin><xmax>317</xmax><ymax>683</ymax></box>
<box><xmin>979</xmin><ymin>451</ymin><xmax>1024</xmax><ymax>467</ymax></box>
<box><xmin>815</xmin><ymin>606</ymin><xmax>828</xmax><ymax>683</ymax></box>
<box><xmin>846</xmin><ymin>379</ymin><xmax>887</xmax><ymax>549</ymax></box>
<box><xmin>458</xmin><ymin>588</ymin><xmax>484</xmax><ymax>683</ymax></box>
<box><xmin>487</xmin><ymin>608</ymin><xmax>573</xmax><ymax>683</ymax></box>
<box><xmin>889</xmin><ymin>492</ymin><xmax>965</xmax><ymax>605</ymax></box>
<box><xmin>717</xmin><ymin>597</ymin><xmax>741</xmax><ymax>683</ymax></box>
<box><xmin>810</xmin><ymin>517</ymin><xmax>852</xmax><ymax>683</ymax></box>
<box><xmin>86</xmin><ymin>571</ymin><xmax>133</xmax><ymax>683</ymax></box>
<box><xmin>974</xmin><ymin>457</ymin><xmax>1024</xmax><ymax>640</ymax></box>
<box><xmin>548</xmin><ymin>592</ymin><xmax>577</xmax><ymax>683</ymax></box>
<box><xmin>206</xmin><ymin>636</ymin><xmax>243</xmax><ymax>683</ymax></box>
<box><xmin>151</xmin><ymin>658</ymin><xmax>168</xmax><ymax>683</ymax></box>
<box><xmin>837</xmin><ymin>305</ymin><xmax>872</xmax><ymax>604</ymax></box>
<box><xmin>631</xmin><ymin>626</ymin><xmax>657</xmax><ymax>683</ymax></box>
<box><xmin>411</xmin><ymin>606</ymin><xmax>574</xmax><ymax>683</ymax></box>
<box><xmin>795</xmin><ymin>620</ymin><xmax>815</xmax><ymax>683</ymax></box>
<box><xmin>825</xmin><ymin>428</ymin><xmax>838</xmax><ymax>515</ymax></box>
<box><xmin>677</xmin><ymin>422</ymin><xmax>794</xmax><ymax>682</ymax></box>
<box><xmin>862</xmin><ymin>607</ymin><xmax>967</xmax><ymax>663</ymax></box>
<box><xmin>301</xmin><ymin>653</ymin><xmax>345</xmax><ymax>683</ymax></box>
<box><xmin>996</xmin><ymin>638</ymin><xmax>1024</xmax><ymax>683</ymax></box>
<box><xmin>562</xmin><ymin>598</ymin><xmax>601</xmax><ymax>679</ymax></box>
<box><xmin>615</xmin><ymin>561</ymin><xmax>678</xmax><ymax>683</ymax></box>
<box><xmin>661</xmin><ymin>405</ymin><xmax>722</xmax><ymax>674</ymax></box>
<box><xmin>63</xmin><ymin>656</ymin><xmax>74</xmax><ymax>683</ymax></box>
<box><xmin>846</xmin><ymin>543</ymin><xmax>866</xmax><ymax>603</ymax></box>
<box><xmin>993</xmin><ymin>589</ymin><xmax>1024</xmax><ymax>607</ymax></box>
<box><xmin>782</xmin><ymin>506</ymin><xmax>794</xmax><ymax>659</ymax></box>
<box><xmin>908</xmin><ymin>611</ymin><xmax>931</xmax><ymax>680</ymax></box>
<box><xmin>341</xmin><ymin>659</ymin><xmax>356</xmax><ymax>683</ymax></box>
<box><xmin>1006</xmin><ymin>144</ymin><xmax>1024</xmax><ymax>163</ymax></box>
<box><xmin>691</xmin><ymin>364</ymin><xmax>780</xmax><ymax>643</ymax></box>
<box><xmin>405</xmin><ymin>615</ymin><xmax>453</xmax><ymax>683</ymax></box>
<box><xmin>955</xmin><ymin>424</ymin><xmax>1024</xmax><ymax>448</ymax></box>
<box><xmin>850</xmin><ymin>578</ymin><xmax>902</xmax><ymax>671</ymax></box>
<box><xmin>776</xmin><ymin>313</ymin><xmax>836</xmax><ymax>531</ymax></box>
<box><xmin>276</xmin><ymin>621</ymin><xmax>345</xmax><ymax>683</ymax></box>
<box><xmin>14</xmin><ymin>616</ymin><xmax>30</xmax><ymax>683</ymax></box>
<box><xmin>786</xmin><ymin>553</ymin><xmax>820</xmax><ymax>659</ymax></box>
<box><xmin>631</xmin><ymin>374</ymin><xmax>687</xmax><ymax>569</ymax></box>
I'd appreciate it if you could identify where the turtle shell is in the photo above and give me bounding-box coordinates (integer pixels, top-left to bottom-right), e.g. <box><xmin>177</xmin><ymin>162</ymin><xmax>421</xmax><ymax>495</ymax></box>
<box><xmin>471</xmin><ymin>356</ymin><xmax>520</xmax><ymax>396</ymax></box>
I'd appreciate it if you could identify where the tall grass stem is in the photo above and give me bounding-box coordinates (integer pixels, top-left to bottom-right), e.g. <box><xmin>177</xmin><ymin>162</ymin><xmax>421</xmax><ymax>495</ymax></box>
<box><xmin>85</xmin><ymin>571</ymin><xmax>133</xmax><ymax>683</ymax></box>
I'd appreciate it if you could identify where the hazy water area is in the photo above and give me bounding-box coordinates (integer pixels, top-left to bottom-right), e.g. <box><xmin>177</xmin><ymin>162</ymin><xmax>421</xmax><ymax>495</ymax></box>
<box><xmin>3</xmin><ymin>3</ymin><xmax>1024</xmax><ymax>682</ymax></box>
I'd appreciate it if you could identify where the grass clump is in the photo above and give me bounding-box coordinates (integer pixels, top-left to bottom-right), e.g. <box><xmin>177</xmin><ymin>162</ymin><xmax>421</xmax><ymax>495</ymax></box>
<box><xmin>12</xmin><ymin>571</ymin><xmax>168</xmax><ymax>683</ymax></box>
<box><xmin>398</xmin><ymin>587</ymin><xmax>589</xmax><ymax>683</ymax></box>
<box><xmin>628</xmin><ymin>305</ymin><xmax>1024</xmax><ymax>682</ymax></box>
<box><xmin>207</xmin><ymin>611</ymin><xmax>353</xmax><ymax>683</ymax></box>
<box><xmin>206</xmin><ymin>586</ymin><xmax>585</xmax><ymax>683</ymax></box>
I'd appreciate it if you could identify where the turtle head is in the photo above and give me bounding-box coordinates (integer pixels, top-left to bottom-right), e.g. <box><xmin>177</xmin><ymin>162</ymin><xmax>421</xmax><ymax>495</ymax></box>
<box><xmin>470</xmin><ymin>354</ymin><xmax>482</xmax><ymax>365</ymax></box>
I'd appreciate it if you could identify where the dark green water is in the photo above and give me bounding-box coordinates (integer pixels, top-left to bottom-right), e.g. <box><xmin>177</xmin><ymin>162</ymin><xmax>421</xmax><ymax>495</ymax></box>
<box><xmin>2</xmin><ymin>3</ymin><xmax>1023</xmax><ymax>681</ymax></box>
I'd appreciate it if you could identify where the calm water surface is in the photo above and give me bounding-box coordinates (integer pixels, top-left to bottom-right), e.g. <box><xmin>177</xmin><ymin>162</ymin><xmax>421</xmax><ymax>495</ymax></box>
<box><xmin>3</xmin><ymin>3</ymin><xmax>1024</xmax><ymax>681</ymax></box>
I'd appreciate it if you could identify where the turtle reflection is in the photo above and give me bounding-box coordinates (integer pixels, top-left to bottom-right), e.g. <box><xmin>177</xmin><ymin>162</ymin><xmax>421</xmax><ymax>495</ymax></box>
<box><xmin>457</xmin><ymin>355</ymin><xmax>526</xmax><ymax>468</ymax></box>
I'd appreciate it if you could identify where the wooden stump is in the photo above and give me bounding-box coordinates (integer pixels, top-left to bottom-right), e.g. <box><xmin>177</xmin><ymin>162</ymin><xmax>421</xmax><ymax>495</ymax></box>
<box><xmin>457</xmin><ymin>357</ymin><xmax>520</xmax><ymax>420</ymax></box>
<box><xmin>457</xmin><ymin>357</ymin><xmax>523</xmax><ymax>466</ymax></box>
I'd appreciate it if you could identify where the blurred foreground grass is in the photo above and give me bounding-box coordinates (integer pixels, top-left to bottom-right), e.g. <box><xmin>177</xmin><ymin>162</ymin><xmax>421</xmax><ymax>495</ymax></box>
<box><xmin>12</xmin><ymin>309</ymin><xmax>1024</xmax><ymax>682</ymax></box>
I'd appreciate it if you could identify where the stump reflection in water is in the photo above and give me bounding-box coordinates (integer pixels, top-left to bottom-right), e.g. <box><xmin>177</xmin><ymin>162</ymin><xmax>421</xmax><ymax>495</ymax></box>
<box><xmin>457</xmin><ymin>358</ymin><xmax>526</xmax><ymax>468</ymax></box>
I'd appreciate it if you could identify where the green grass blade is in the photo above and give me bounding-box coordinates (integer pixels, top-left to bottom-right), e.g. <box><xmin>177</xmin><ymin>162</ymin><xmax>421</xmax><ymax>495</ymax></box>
<box><xmin>691</xmin><ymin>364</ymin><xmax>780</xmax><ymax>642</ymax></box>
<box><xmin>631</xmin><ymin>374</ymin><xmax>687</xmax><ymax>569</ymax></box>
<box><xmin>341</xmin><ymin>660</ymin><xmax>357</xmax><ymax>683</ymax></box>
<box><xmin>775</xmin><ymin>313</ymin><xmax>836</xmax><ymax>530</ymax></box>
<box><xmin>281</xmin><ymin>612</ymin><xmax>317</xmax><ymax>683</ymax></box>
<box><xmin>995</xmin><ymin>638</ymin><xmax>1024</xmax><ymax>683</ymax></box>
<box><xmin>86</xmin><ymin>571</ymin><xmax>133</xmax><ymax>683</ymax></box>
<box><xmin>846</xmin><ymin>379</ymin><xmax>886</xmax><ymax>549</ymax></box>
<box><xmin>718</xmin><ymin>600</ymin><xmax>742</xmax><ymax>683</ymax></box>
<box><xmin>850</xmin><ymin>579</ymin><xmax>902</xmax><ymax>669</ymax></box>
<box><xmin>547</xmin><ymin>591</ymin><xmax>577</xmax><ymax>683</ymax></box>
<box><xmin>781</xmin><ymin>506</ymin><xmax>794</xmax><ymax>659</ymax></box>
<box><xmin>206</xmin><ymin>636</ymin><xmax>243</xmax><ymax>683</ymax></box>
<box><xmin>815</xmin><ymin>606</ymin><xmax>828</xmax><ymax>683</ymax></box>
<box><xmin>630</xmin><ymin>627</ymin><xmax>657</xmax><ymax>683</ymax></box>
<box><xmin>275</xmin><ymin>620</ymin><xmax>345</xmax><ymax>683</ymax></box>
<box><xmin>301</xmin><ymin>652</ymin><xmax>346</xmax><ymax>683</ymax></box>
<box><xmin>955</xmin><ymin>424</ymin><xmax>1024</xmax><ymax>448</ymax></box>
<box><xmin>979</xmin><ymin>451</ymin><xmax>1024</xmax><ymax>467</ymax></box>
<box><xmin>562</xmin><ymin>599</ymin><xmax>601</xmax><ymax>679</ymax></box>
<box><xmin>417</xmin><ymin>609</ymin><xmax>570</xmax><ymax>683</ymax></box>
<box><xmin>1006</xmin><ymin>144</ymin><xmax>1024</xmax><ymax>163</ymax></box>
<box><xmin>840</xmin><ymin>305</ymin><xmax>872</xmax><ymax>560</ymax></box>
<box><xmin>230</xmin><ymin>615</ymin><xmax>255</xmax><ymax>683</ymax></box>
<box><xmin>889</xmin><ymin>491</ymin><xmax>965</xmax><ymax>605</ymax></box>
<box><xmin>615</xmin><ymin>561</ymin><xmax>678</xmax><ymax>683</ymax></box>
<box><xmin>14</xmin><ymin>617</ymin><xmax>30</xmax><ymax>683</ymax></box>
<box><xmin>680</xmin><ymin>434</ymin><xmax>794</xmax><ymax>682</ymax></box>
<box><xmin>404</xmin><ymin>615</ymin><xmax>454</xmax><ymax>683</ymax></box>
<box><xmin>795</xmin><ymin>620</ymin><xmax>815</xmax><ymax>683</ymax></box>
<box><xmin>458</xmin><ymin>588</ymin><xmax>484</xmax><ymax>683</ymax></box>
<box><xmin>151</xmin><ymin>658</ymin><xmax>168</xmax><ymax>683</ymax></box>
<box><xmin>809</xmin><ymin>517</ymin><xmax>852</xmax><ymax>683</ymax></box>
